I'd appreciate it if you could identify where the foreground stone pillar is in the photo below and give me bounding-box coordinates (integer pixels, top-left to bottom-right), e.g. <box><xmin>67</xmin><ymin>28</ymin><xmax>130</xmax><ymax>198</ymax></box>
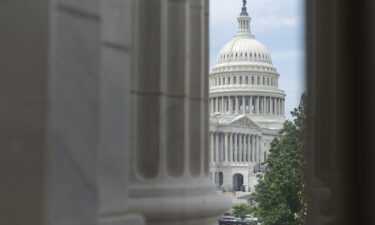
<box><xmin>128</xmin><ymin>1</ymin><xmax>230</xmax><ymax>224</ymax></box>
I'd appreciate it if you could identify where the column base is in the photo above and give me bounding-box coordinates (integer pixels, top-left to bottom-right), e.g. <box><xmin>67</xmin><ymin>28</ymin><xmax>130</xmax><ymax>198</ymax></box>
<box><xmin>129</xmin><ymin>178</ymin><xmax>231</xmax><ymax>225</ymax></box>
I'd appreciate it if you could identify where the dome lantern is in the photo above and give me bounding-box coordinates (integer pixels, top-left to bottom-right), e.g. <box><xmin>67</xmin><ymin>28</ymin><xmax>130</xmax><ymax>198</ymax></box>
<box><xmin>236</xmin><ymin>0</ymin><xmax>254</xmax><ymax>38</ymax></box>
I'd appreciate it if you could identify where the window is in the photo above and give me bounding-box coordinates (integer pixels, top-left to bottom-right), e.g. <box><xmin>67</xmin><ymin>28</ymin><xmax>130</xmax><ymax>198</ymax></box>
<box><xmin>240</xmin><ymin>76</ymin><xmax>242</xmax><ymax>84</ymax></box>
<box><xmin>252</xmin><ymin>76</ymin><xmax>254</xmax><ymax>84</ymax></box>
<box><xmin>228</xmin><ymin>77</ymin><xmax>231</xmax><ymax>84</ymax></box>
<box><xmin>257</xmin><ymin>76</ymin><xmax>260</xmax><ymax>84</ymax></box>
<box><xmin>234</xmin><ymin>76</ymin><xmax>236</xmax><ymax>84</ymax></box>
<box><xmin>246</xmin><ymin>76</ymin><xmax>249</xmax><ymax>84</ymax></box>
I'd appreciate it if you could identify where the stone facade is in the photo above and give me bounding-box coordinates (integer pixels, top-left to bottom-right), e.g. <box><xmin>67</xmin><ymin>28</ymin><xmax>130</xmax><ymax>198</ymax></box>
<box><xmin>208</xmin><ymin>2</ymin><xmax>286</xmax><ymax>192</ymax></box>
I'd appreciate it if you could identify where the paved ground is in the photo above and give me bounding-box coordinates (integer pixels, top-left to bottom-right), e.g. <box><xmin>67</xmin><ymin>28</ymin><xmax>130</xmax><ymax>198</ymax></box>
<box><xmin>217</xmin><ymin>191</ymin><xmax>252</xmax><ymax>205</ymax></box>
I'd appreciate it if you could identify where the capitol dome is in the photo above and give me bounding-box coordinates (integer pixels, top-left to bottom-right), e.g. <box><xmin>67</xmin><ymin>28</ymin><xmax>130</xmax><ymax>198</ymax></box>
<box><xmin>208</xmin><ymin>1</ymin><xmax>286</xmax><ymax>130</ymax></box>
<box><xmin>216</xmin><ymin>37</ymin><xmax>273</xmax><ymax>65</ymax></box>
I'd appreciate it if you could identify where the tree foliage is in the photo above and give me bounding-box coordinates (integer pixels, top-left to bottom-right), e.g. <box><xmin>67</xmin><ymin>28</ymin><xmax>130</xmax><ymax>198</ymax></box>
<box><xmin>252</xmin><ymin>94</ymin><xmax>307</xmax><ymax>225</ymax></box>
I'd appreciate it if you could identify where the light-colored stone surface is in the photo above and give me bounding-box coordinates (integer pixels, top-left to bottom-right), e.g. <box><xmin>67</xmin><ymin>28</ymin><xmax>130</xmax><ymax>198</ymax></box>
<box><xmin>208</xmin><ymin>2</ymin><xmax>285</xmax><ymax>193</ymax></box>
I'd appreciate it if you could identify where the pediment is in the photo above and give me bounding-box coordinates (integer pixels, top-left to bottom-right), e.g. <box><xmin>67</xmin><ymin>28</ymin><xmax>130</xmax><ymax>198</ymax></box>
<box><xmin>230</xmin><ymin>116</ymin><xmax>260</xmax><ymax>129</ymax></box>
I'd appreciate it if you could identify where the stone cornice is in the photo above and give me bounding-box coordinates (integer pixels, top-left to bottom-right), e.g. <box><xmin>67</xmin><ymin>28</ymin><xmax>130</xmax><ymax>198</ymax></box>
<box><xmin>209</xmin><ymin>88</ymin><xmax>286</xmax><ymax>97</ymax></box>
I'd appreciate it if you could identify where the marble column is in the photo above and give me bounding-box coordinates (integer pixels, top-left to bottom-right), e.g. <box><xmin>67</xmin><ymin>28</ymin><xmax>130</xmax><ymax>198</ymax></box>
<box><xmin>242</xmin><ymin>96</ymin><xmax>246</xmax><ymax>114</ymax></box>
<box><xmin>235</xmin><ymin>96</ymin><xmax>239</xmax><ymax>114</ymax></box>
<box><xmin>247</xmin><ymin>135</ymin><xmax>251</xmax><ymax>162</ymax></box>
<box><xmin>210</xmin><ymin>132</ymin><xmax>214</xmax><ymax>162</ymax></box>
<box><xmin>229</xmin><ymin>133</ymin><xmax>233</xmax><ymax>162</ymax></box>
<box><xmin>214</xmin><ymin>97</ymin><xmax>219</xmax><ymax>114</ymax></box>
<box><xmin>254</xmin><ymin>135</ymin><xmax>258</xmax><ymax>162</ymax></box>
<box><xmin>215</xmin><ymin>133</ymin><xmax>219</xmax><ymax>162</ymax></box>
<box><xmin>221</xmin><ymin>97</ymin><xmax>224</xmax><ymax>114</ymax></box>
<box><xmin>243</xmin><ymin>134</ymin><xmax>247</xmax><ymax>162</ymax></box>
<box><xmin>219</xmin><ymin>133</ymin><xmax>223</xmax><ymax>162</ymax></box>
<box><xmin>264</xmin><ymin>97</ymin><xmax>267</xmax><ymax>114</ymax></box>
<box><xmin>224</xmin><ymin>133</ymin><xmax>229</xmax><ymax>162</ymax></box>
<box><xmin>229</xmin><ymin>96</ymin><xmax>232</xmax><ymax>113</ymax></box>
<box><xmin>258</xmin><ymin>136</ymin><xmax>261</xmax><ymax>162</ymax></box>
<box><xmin>239</xmin><ymin>134</ymin><xmax>243</xmax><ymax>162</ymax></box>
<box><xmin>234</xmin><ymin>134</ymin><xmax>238</xmax><ymax>162</ymax></box>
<box><xmin>250</xmin><ymin>96</ymin><xmax>253</xmax><ymax>114</ymax></box>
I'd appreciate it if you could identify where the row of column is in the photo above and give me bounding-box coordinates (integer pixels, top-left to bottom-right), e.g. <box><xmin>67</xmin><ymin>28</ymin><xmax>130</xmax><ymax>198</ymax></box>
<box><xmin>210</xmin><ymin>132</ymin><xmax>263</xmax><ymax>163</ymax></box>
<box><xmin>210</xmin><ymin>95</ymin><xmax>285</xmax><ymax>116</ymax></box>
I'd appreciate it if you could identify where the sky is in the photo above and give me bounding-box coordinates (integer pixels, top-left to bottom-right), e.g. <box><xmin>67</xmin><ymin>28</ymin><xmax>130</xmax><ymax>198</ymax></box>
<box><xmin>210</xmin><ymin>0</ymin><xmax>305</xmax><ymax>119</ymax></box>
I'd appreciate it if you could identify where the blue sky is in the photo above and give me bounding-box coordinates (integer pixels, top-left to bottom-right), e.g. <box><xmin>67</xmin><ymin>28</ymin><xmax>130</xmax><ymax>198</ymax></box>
<box><xmin>210</xmin><ymin>0</ymin><xmax>305</xmax><ymax>119</ymax></box>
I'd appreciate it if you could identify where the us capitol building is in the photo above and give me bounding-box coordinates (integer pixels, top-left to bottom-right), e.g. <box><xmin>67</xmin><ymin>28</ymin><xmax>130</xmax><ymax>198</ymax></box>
<box><xmin>209</xmin><ymin>1</ymin><xmax>286</xmax><ymax>192</ymax></box>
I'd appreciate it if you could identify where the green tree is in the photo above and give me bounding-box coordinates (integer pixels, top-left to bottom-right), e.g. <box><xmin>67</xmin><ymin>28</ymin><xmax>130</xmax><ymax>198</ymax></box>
<box><xmin>232</xmin><ymin>204</ymin><xmax>253</xmax><ymax>219</ymax></box>
<box><xmin>252</xmin><ymin>94</ymin><xmax>307</xmax><ymax>225</ymax></box>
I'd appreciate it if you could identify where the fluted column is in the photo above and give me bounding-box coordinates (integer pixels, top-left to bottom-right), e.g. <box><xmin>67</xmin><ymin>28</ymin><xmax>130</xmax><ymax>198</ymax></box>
<box><xmin>130</xmin><ymin>1</ymin><xmax>230</xmax><ymax>223</ymax></box>
<box><xmin>224</xmin><ymin>133</ymin><xmax>228</xmax><ymax>162</ymax></box>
